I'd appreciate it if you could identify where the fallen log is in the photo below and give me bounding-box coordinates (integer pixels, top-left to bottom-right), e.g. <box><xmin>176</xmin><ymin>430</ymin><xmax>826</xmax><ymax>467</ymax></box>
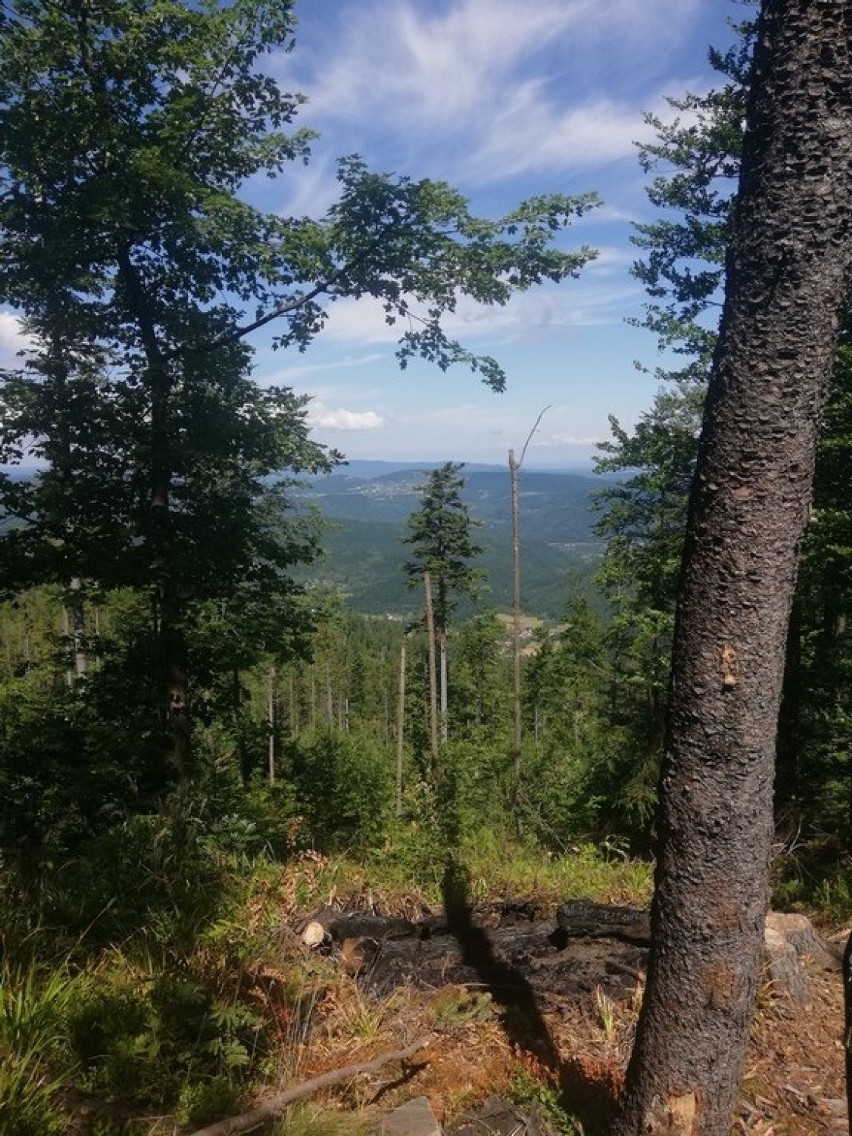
<box><xmin>187</xmin><ymin>1036</ymin><xmax>432</xmax><ymax>1136</ymax></box>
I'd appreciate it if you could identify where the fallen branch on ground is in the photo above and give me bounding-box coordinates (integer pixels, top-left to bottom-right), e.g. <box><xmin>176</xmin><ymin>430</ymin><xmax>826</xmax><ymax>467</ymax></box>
<box><xmin>187</xmin><ymin>1036</ymin><xmax>433</xmax><ymax>1136</ymax></box>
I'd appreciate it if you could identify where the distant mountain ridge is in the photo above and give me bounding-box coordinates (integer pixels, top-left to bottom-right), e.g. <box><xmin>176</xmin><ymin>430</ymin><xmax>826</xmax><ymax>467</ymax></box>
<box><xmin>295</xmin><ymin>460</ymin><xmax>609</xmax><ymax>619</ymax></box>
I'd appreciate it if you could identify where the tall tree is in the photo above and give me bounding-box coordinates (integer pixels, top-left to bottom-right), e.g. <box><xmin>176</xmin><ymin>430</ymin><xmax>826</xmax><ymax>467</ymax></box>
<box><xmin>403</xmin><ymin>463</ymin><xmax>484</xmax><ymax>752</ymax></box>
<box><xmin>591</xmin><ymin>23</ymin><xmax>753</xmax><ymax>832</ymax></box>
<box><xmin>596</xmin><ymin>6</ymin><xmax>852</xmax><ymax>836</ymax></box>
<box><xmin>615</xmin><ymin>5</ymin><xmax>852</xmax><ymax>1134</ymax></box>
<box><xmin>0</xmin><ymin>0</ymin><xmax>597</xmax><ymax>775</ymax></box>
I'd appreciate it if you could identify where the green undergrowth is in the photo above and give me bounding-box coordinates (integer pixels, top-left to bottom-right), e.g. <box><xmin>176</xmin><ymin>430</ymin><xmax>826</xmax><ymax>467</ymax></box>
<box><xmin>507</xmin><ymin>1067</ymin><xmax>584</xmax><ymax>1136</ymax></box>
<box><xmin>12</xmin><ymin>797</ymin><xmax>852</xmax><ymax>1136</ymax></box>
<box><xmin>771</xmin><ymin>840</ymin><xmax>852</xmax><ymax>929</ymax></box>
<box><xmin>271</xmin><ymin>1103</ymin><xmax>370</xmax><ymax>1135</ymax></box>
<box><xmin>331</xmin><ymin>827</ymin><xmax>654</xmax><ymax>912</ymax></box>
<box><xmin>0</xmin><ymin>816</ymin><xmax>653</xmax><ymax>1135</ymax></box>
<box><xmin>6</xmin><ymin>811</ymin><xmax>852</xmax><ymax>1136</ymax></box>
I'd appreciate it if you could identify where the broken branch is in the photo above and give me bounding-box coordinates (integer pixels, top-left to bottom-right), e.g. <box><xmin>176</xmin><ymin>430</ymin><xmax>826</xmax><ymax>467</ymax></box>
<box><xmin>187</xmin><ymin>1036</ymin><xmax>432</xmax><ymax>1136</ymax></box>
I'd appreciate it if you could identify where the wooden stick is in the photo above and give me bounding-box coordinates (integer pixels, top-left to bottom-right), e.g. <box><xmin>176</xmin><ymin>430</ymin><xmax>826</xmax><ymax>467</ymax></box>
<box><xmin>187</xmin><ymin>1037</ymin><xmax>432</xmax><ymax>1136</ymax></box>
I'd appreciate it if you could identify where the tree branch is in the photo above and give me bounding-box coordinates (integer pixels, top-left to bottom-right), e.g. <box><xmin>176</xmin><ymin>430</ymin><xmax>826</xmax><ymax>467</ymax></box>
<box><xmin>168</xmin><ymin>239</ymin><xmax>381</xmax><ymax>362</ymax></box>
<box><xmin>187</xmin><ymin>1036</ymin><xmax>432</xmax><ymax>1136</ymax></box>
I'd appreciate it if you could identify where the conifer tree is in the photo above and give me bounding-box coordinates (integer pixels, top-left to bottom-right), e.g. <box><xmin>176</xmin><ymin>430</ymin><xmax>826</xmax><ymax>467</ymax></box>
<box><xmin>615</xmin><ymin>3</ymin><xmax>852</xmax><ymax>1130</ymax></box>
<box><xmin>403</xmin><ymin>463</ymin><xmax>484</xmax><ymax>752</ymax></box>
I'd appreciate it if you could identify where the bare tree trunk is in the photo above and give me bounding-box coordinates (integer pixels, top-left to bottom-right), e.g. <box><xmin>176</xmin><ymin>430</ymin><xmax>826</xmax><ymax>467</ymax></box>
<box><xmin>67</xmin><ymin>577</ymin><xmax>87</xmax><ymax>681</ymax></box>
<box><xmin>423</xmin><ymin>571</ymin><xmax>439</xmax><ymax>780</ymax></box>
<box><xmin>289</xmin><ymin>672</ymin><xmax>297</xmax><ymax>737</ymax></box>
<box><xmin>396</xmin><ymin>639</ymin><xmax>406</xmax><ymax>817</ymax></box>
<box><xmin>510</xmin><ymin>448</ymin><xmax>522</xmax><ymax>793</ymax></box>
<box><xmin>267</xmin><ymin>666</ymin><xmax>276</xmax><ymax>785</ymax></box>
<box><xmin>615</xmin><ymin>5</ymin><xmax>852</xmax><ymax>1134</ymax></box>
<box><xmin>325</xmin><ymin>661</ymin><xmax>334</xmax><ymax>726</ymax></box>
<box><xmin>233</xmin><ymin>666</ymin><xmax>249</xmax><ymax>785</ymax></box>
<box><xmin>439</xmin><ymin>631</ymin><xmax>448</xmax><ymax>745</ymax></box>
<box><xmin>509</xmin><ymin>411</ymin><xmax>548</xmax><ymax>806</ymax></box>
<box><xmin>160</xmin><ymin>620</ymin><xmax>190</xmax><ymax>779</ymax></box>
<box><xmin>62</xmin><ymin>604</ymin><xmax>72</xmax><ymax>688</ymax></box>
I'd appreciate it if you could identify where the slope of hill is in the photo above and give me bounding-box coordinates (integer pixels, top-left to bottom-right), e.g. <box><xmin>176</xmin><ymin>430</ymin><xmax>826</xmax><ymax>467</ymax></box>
<box><xmin>295</xmin><ymin>462</ymin><xmax>607</xmax><ymax>620</ymax></box>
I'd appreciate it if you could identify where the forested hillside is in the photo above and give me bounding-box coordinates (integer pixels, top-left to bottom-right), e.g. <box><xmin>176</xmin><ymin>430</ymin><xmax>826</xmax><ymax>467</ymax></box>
<box><xmin>2</xmin><ymin>2</ymin><xmax>852</xmax><ymax>1135</ymax></box>
<box><xmin>297</xmin><ymin>463</ymin><xmax>605</xmax><ymax>618</ymax></box>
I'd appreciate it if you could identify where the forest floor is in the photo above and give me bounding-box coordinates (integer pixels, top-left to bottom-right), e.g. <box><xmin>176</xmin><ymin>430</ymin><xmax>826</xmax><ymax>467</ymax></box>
<box><xmin>254</xmin><ymin>858</ymin><xmax>849</xmax><ymax>1136</ymax></box>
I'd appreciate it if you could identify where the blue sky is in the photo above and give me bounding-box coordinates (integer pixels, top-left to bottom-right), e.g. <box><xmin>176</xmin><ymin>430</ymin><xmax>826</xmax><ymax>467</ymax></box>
<box><xmin>0</xmin><ymin>0</ymin><xmax>744</xmax><ymax>469</ymax></box>
<box><xmin>251</xmin><ymin>0</ymin><xmax>743</xmax><ymax>468</ymax></box>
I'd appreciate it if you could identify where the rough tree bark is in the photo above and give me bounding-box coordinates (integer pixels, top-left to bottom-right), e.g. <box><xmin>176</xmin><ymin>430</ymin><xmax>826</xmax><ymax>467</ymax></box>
<box><xmin>614</xmin><ymin>5</ymin><xmax>852</xmax><ymax>1135</ymax></box>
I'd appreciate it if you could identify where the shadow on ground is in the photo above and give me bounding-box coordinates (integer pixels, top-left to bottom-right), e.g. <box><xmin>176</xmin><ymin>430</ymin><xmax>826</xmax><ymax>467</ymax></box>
<box><xmin>440</xmin><ymin>860</ymin><xmax>630</xmax><ymax>1134</ymax></box>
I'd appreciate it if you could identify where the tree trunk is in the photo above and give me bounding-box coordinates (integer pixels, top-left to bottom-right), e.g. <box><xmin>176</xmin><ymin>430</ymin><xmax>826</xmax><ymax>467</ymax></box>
<box><xmin>423</xmin><ymin>571</ymin><xmax>440</xmax><ymax>780</ymax></box>
<box><xmin>396</xmin><ymin>640</ymin><xmax>406</xmax><ymax>817</ymax></box>
<box><xmin>439</xmin><ymin>631</ymin><xmax>448</xmax><ymax>745</ymax></box>
<box><xmin>325</xmin><ymin>661</ymin><xmax>334</xmax><ymax>725</ymax></box>
<box><xmin>289</xmin><ymin>671</ymin><xmax>298</xmax><ymax>736</ymax></box>
<box><xmin>775</xmin><ymin>597</ymin><xmax>802</xmax><ymax>815</ymax></box>
<box><xmin>844</xmin><ymin>930</ymin><xmax>852</xmax><ymax>1136</ymax></box>
<box><xmin>510</xmin><ymin>448</ymin><xmax>522</xmax><ymax>796</ymax></box>
<box><xmin>615</xmin><ymin>5</ymin><xmax>852</xmax><ymax>1135</ymax></box>
<box><xmin>233</xmin><ymin>666</ymin><xmax>250</xmax><ymax>785</ymax></box>
<box><xmin>267</xmin><ymin>666</ymin><xmax>277</xmax><ymax>785</ymax></box>
<box><xmin>117</xmin><ymin>245</ymin><xmax>190</xmax><ymax>778</ymax></box>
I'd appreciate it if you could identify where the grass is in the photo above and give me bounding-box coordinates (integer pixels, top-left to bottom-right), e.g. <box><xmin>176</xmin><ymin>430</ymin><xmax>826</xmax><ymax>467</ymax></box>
<box><xmin>594</xmin><ymin>986</ymin><xmax>616</xmax><ymax>1042</ymax></box>
<box><xmin>0</xmin><ymin>960</ymin><xmax>79</xmax><ymax>1136</ymax></box>
<box><xmin>269</xmin><ymin>832</ymin><xmax>653</xmax><ymax>917</ymax></box>
<box><xmin>0</xmin><ymin>830</ymin><xmax>653</xmax><ymax>1134</ymax></box>
<box><xmin>272</xmin><ymin>1102</ymin><xmax>370</xmax><ymax>1135</ymax></box>
<box><xmin>507</xmin><ymin>1065</ymin><xmax>584</xmax><ymax>1136</ymax></box>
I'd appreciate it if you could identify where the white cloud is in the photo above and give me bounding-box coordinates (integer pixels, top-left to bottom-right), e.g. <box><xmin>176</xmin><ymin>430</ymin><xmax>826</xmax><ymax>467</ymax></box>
<box><xmin>272</xmin><ymin>153</ymin><xmax>342</xmax><ymax>219</ymax></box>
<box><xmin>296</xmin><ymin>0</ymin><xmax>574</xmax><ymax>124</ymax></box>
<box><xmin>0</xmin><ymin>311</ymin><xmax>31</xmax><ymax>354</ymax></box>
<box><xmin>259</xmin><ymin>352</ymin><xmax>385</xmax><ymax>384</ymax></box>
<box><xmin>535</xmin><ymin>431</ymin><xmax>604</xmax><ymax>448</ymax></box>
<box><xmin>0</xmin><ymin>311</ymin><xmax>35</xmax><ymax>374</ymax></box>
<box><xmin>583</xmin><ymin>245</ymin><xmax>637</xmax><ymax>275</ymax></box>
<box><xmin>287</xmin><ymin>0</ymin><xmax>704</xmax><ymax>184</ymax></box>
<box><xmin>463</xmin><ymin>93</ymin><xmax>662</xmax><ymax>182</ymax></box>
<box><xmin>307</xmin><ymin>399</ymin><xmax>385</xmax><ymax>431</ymax></box>
<box><xmin>318</xmin><ymin>274</ymin><xmax>644</xmax><ymax>350</ymax></box>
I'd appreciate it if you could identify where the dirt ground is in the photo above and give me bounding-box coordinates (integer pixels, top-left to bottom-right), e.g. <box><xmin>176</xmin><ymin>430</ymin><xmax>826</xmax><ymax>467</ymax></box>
<box><xmin>265</xmin><ymin>889</ymin><xmax>849</xmax><ymax>1135</ymax></box>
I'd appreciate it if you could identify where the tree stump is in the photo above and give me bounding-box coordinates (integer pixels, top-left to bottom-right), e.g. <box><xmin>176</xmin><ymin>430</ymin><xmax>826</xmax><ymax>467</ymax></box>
<box><xmin>763</xmin><ymin>911</ymin><xmax>839</xmax><ymax>1005</ymax></box>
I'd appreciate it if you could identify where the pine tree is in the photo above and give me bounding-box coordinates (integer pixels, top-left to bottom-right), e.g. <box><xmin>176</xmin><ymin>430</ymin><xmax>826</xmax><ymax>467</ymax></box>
<box><xmin>403</xmin><ymin>463</ymin><xmax>484</xmax><ymax>758</ymax></box>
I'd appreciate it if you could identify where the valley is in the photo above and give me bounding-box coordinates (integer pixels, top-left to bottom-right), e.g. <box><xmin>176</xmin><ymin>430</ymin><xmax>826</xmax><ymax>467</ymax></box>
<box><xmin>295</xmin><ymin>461</ymin><xmax>607</xmax><ymax>619</ymax></box>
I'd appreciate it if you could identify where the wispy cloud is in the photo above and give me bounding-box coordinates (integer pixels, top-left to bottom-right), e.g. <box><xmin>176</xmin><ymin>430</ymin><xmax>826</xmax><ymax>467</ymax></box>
<box><xmin>462</xmin><ymin>93</ymin><xmax>664</xmax><ymax>182</ymax></box>
<box><xmin>287</xmin><ymin>0</ymin><xmax>704</xmax><ymax>185</ymax></box>
<box><xmin>272</xmin><ymin>152</ymin><xmax>342</xmax><ymax>219</ymax></box>
<box><xmin>0</xmin><ymin>311</ymin><xmax>34</xmax><ymax>373</ymax></box>
<box><xmin>318</xmin><ymin>274</ymin><xmax>644</xmax><ymax>350</ymax></box>
<box><xmin>259</xmin><ymin>352</ymin><xmax>385</xmax><ymax>384</ymax></box>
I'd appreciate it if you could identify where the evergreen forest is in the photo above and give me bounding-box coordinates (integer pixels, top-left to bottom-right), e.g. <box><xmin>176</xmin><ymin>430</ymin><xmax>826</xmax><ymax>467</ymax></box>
<box><xmin>1</xmin><ymin>3</ymin><xmax>851</xmax><ymax>1135</ymax></box>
